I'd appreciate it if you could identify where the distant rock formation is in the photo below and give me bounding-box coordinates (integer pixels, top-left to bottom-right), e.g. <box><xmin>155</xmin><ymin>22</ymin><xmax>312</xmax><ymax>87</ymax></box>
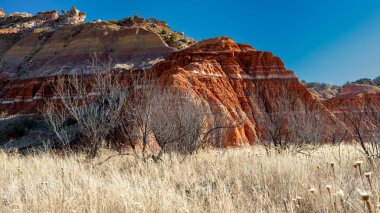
<box><xmin>304</xmin><ymin>76</ymin><xmax>380</xmax><ymax>100</ymax></box>
<box><xmin>338</xmin><ymin>84</ymin><xmax>380</xmax><ymax>97</ymax></box>
<box><xmin>303</xmin><ymin>82</ymin><xmax>341</xmax><ymax>100</ymax></box>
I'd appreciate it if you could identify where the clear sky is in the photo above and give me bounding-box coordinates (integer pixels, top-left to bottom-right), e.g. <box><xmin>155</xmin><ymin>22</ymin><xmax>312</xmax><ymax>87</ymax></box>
<box><xmin>2</xmin><ymin>0</ymin><xmax>380</xmax><ymax>85</ymax></box>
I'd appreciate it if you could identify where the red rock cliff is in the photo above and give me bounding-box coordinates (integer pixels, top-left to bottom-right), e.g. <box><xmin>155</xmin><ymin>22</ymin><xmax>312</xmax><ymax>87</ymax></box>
<box><xmin>149</xmin><ymin>37</ymin><xmax>328</xmax><ymax>146</ymax></box>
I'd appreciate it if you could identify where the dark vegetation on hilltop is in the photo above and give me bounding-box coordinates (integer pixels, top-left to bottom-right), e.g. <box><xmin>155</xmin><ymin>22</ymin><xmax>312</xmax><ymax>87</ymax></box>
<box><xmin>302</xmin><ymin>76</ymin><xmax>380</xmax><ymax>89</ymax></box>
<box><xmin>108</xmin><ymin>14</ymin><xmax>196</xmax><ymax>50</ymax></box>
<box><xmin>346</xmin><ymin>76</ymin><xmax>380</xmax><ymax>86</ymax></box>
<box><xmin>301</xmin><ymin>80</ymin><xmax>340</xmax><ymax>90</ymax></box>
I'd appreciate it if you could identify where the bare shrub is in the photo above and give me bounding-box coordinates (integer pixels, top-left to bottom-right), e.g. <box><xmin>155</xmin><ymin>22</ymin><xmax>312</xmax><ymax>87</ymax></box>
<box><xmin>286</xmin><ymin>100</ymin><xmax>327</xmax><ymax>154</ymax></box>
<box><xmin>331</xmin><ymin>97</ymin><xmax>380</xmax><ymax>158</ymax></box>
<box><xmin>126</xmin><ymin>77</ymin><xmax>239</xmax><ymax>161</ymax></box>
<box><xmin>149</xmin><ymin>90</ymin><xmax>233</xmax><ymax>159</ymax></box>
<box><xmin>251</xmin><ymin>81</ymin><xmax>293</xmax><ymax>150</ymax></box>
<box><xmin>43</xmin><ymin>102</ymin><xmax>77</xmax><ymax>147</ymax></box>
<box><xmin>43</xmin><ymin>56</ymin><xmax>128</xmax><ymax>158</ymax></box>
<box><xmin>251</xmin><ymin>79</ymin><xmax>327</xmax><ymax>153</ymax></box>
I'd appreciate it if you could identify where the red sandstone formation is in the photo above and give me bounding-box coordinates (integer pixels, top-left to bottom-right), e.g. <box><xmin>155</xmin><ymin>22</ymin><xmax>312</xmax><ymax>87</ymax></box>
<box><xmin>323</xmin><ymin>84</ymin><xmax>380</xmax><ymax>113</ymax></box>
<box><xmin>338</xmin><ymin>84</ymin><xmax>380</xmax><ymax>98</ymax></box>
<box><xmin>321</xmin><ymin>84</ymin><xmax>380</xmax><ymax>139</ymax></box>
<box><xmin>149</xmin><ymin>37</ymin><xmax>329</xmax><ymax>146</ymax></box>
<box><xmin>306</xmin><ymin>82</ymin><xmax>380</xmax><ymax>101</ymax></box>
<box><xmin>0</xmin><ymin>35</ymin><xmax>327</xmax><ymax>146</ymax></box>
<box><xmin>311</xmin><ymin>82</ymin><xmax>380</xmax><ymax>113</ymax></box>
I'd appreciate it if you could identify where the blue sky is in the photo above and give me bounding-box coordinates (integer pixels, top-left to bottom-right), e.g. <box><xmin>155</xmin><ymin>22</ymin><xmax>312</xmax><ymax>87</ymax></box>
<box><xmin>2</xmin><ymin>0</ymin><xmax>380</xmax><ymax>85</ymax></box>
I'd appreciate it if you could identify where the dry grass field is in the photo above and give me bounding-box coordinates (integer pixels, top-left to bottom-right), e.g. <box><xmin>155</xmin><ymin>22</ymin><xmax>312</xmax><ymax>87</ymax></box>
<box><xmin>0</xmin><ymin>145</ymin><xmax>379</xmax><ymax>212</ymax></box>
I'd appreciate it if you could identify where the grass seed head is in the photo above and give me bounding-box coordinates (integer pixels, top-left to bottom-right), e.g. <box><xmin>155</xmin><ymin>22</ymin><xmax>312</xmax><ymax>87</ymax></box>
<box><xmin>365</xmin><ymin>172</ymin><xmax>373</xmax><ymax>178</ymax></box>
<box><xmin>326</xmin><ymin>185</ymin><xmax>332</xmax><ymax>191</ymax></box>
<box><xmin>359</xmin><ymin>191</ymin><xmax>370</xmax><ymax>201</ymax></box>
<box><xmin>336</xmin><ymin>190</ymin><xmax>344</xmax><ymax>198</ymax></box>
<box><xmin>309</xmin><ymin>187</ymin><xmax>316</xmax><ymax>194</ymax></box>
<box><xmin>353</xmin><ymin>160</ymin><xmax>363</xmax><ymax>168</ymax></box>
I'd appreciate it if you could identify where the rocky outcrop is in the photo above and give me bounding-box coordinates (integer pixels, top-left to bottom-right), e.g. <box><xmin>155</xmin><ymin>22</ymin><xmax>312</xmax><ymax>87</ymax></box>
<box><xmin>0</xmin><ymin>8</ymin><xmax>176</xmax><ymax>115</ymax></box>
<box><xmin>0</xmin><ymin>7</ymin><xmax>88</xmax><ymax>74</ymax></box>
<box><xmin>0</xmin><ymin>7</ymin><xmax>85</xmax><ymax>33</ymax></box>
<box><xmin>36</xmin><ymin>10</ymin><xmax>60</xmax><ymax>21</ymax></box>
<box><xmin>321</xmin><ymin>83</ymin><xmax>380</xmax><ymax>139</ymax></box>
<box><xmin>59</xmin><ymin>7</ymin><xmax>86</xmax><ymax>25</ymax></box>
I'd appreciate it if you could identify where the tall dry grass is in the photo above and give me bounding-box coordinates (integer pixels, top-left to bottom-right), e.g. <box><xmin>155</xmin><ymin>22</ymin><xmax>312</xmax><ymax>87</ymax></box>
<box><xmin>0</xmin><ymin>145</ymin><xmax>379</xmax><ymax>212</ymax></box>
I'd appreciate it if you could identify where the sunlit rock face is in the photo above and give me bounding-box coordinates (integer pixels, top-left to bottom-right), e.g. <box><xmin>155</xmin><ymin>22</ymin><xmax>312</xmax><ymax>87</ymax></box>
<box><xmin>149</xmin><ymin>37</ymin><xmax>328</xmax><ymax>146</ymax></box>
<box><xmin>0</xmin><ymin>8</ymin><xmax>174</xmax><ymax>114</ymax></box>
<box><xmin>0</xmin><ymin>7</ymin><xmax>173</xmax><ymax>79</ymax></box>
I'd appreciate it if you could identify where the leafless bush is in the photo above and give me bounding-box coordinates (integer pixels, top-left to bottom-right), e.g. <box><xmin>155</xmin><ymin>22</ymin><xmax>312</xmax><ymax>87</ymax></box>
<box><xmin>149</xmin><ymin>91</ymin><xmax>205</xmax><ymax>159</ymax></box>
<box><xmin>286</xmin><ymin>100</ymin><xmax>326</xmax><ymax>154</ymax></box>
<box><xmin>150</xmin><ymin>90</ymin><xmax>238</xmax><ymax>159</ymax></box>
<box><xmin>126</xmin><ymin>77</ymin><xmax>239</xmax><ymax>161</ymax></box>
<box><xmin>43</xmin><ymin>102</ymin><xmax>77</xmax><ymax>146</ymax></box>
<box><xmin>43</xmin><ymin>56</ymin><xmax>128</xmax><ymax>158</ymax></box>
<box><xmin>332</xmin><ymin>97</ymin><xmax>380</xmax><ymax>158</ymax></box>
<box><xmin>251</xmin><ymin>80</ymin><xmax>327</xmax><ymax>153</ymax></box>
